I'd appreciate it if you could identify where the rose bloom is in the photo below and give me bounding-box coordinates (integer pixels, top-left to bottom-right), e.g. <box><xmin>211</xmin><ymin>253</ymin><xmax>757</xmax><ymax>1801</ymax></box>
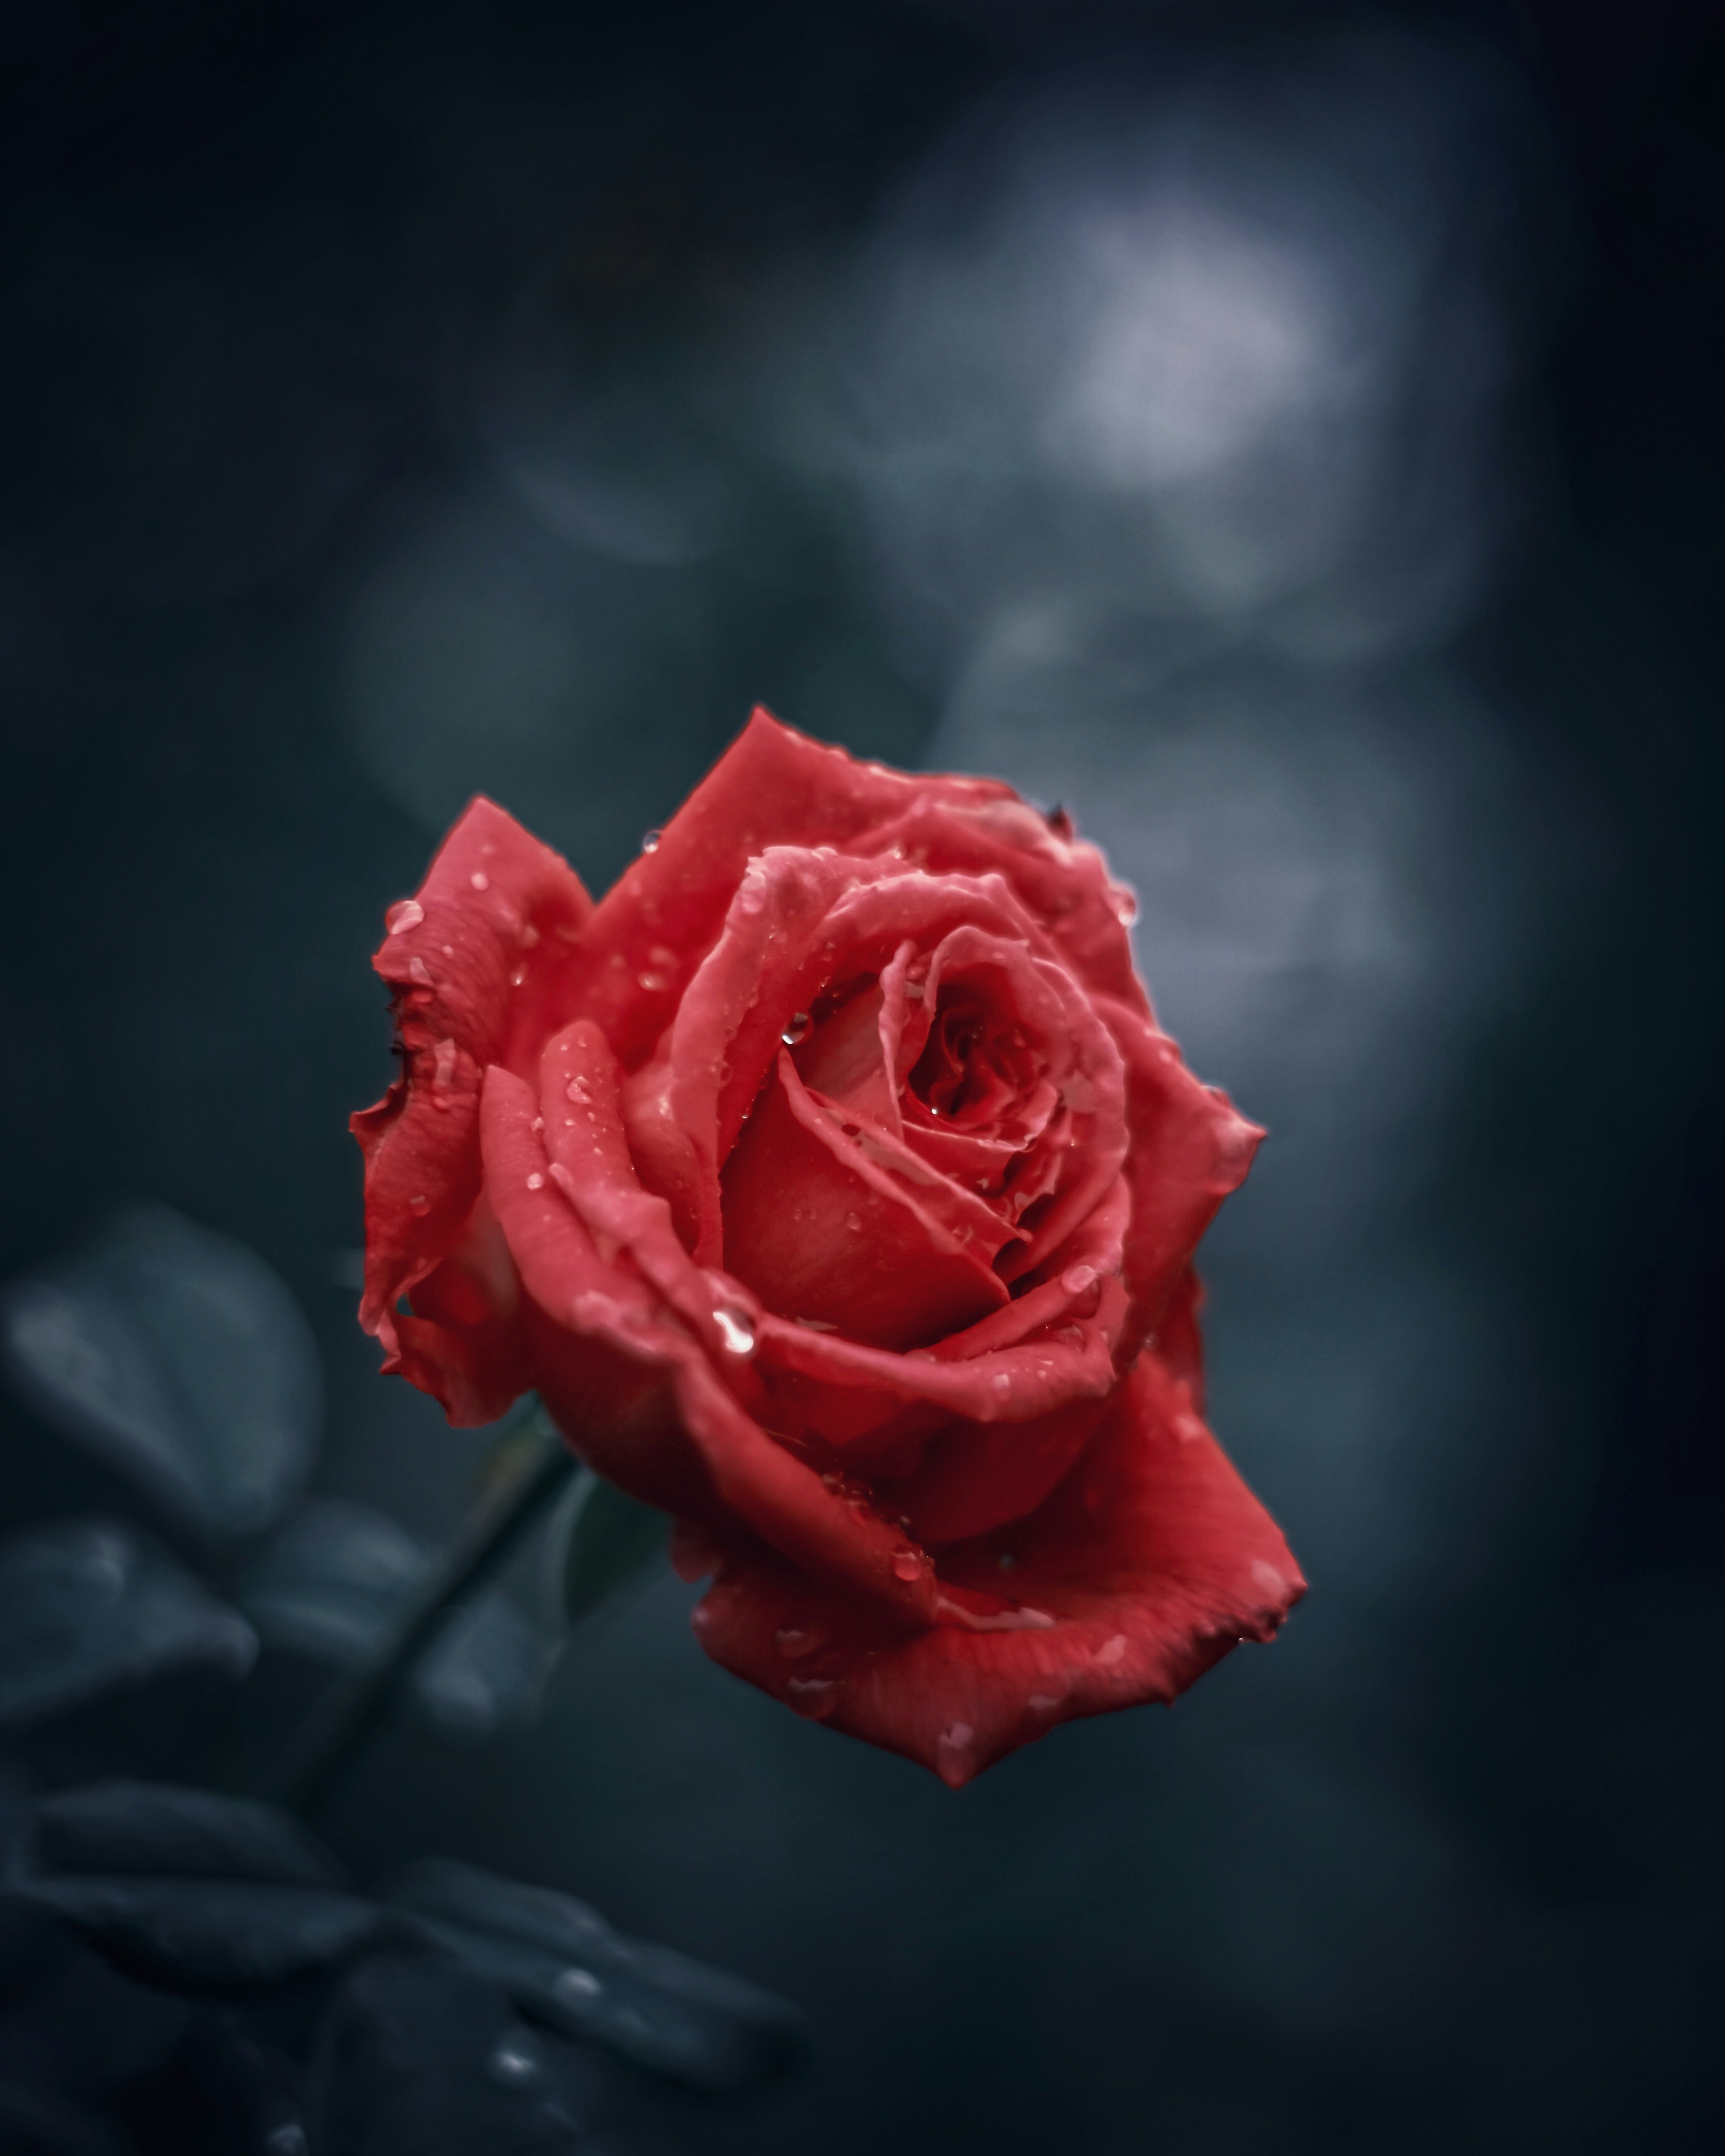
<box><xmin>354</xmin><ymin>711</ymin><xmax>1303</xmax><ymax>1783</ymax></box>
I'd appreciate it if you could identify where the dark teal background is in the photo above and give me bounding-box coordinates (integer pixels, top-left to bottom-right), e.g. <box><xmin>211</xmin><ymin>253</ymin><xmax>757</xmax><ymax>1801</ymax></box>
<box><xmin>2</xmin><ymin>4</ymin><xmax>1721</xmax><ymax>2151</ymax></box>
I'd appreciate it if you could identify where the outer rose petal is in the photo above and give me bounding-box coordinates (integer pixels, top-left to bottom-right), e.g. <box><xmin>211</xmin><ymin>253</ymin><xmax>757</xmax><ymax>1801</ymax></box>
<box><xmin>689</xmin><ymin>1354</ymin><xmax>1305</xmax><ymax>1785</ymax></box>
<box><xmin>1095</xmin><ymin>995</ymin><xmax>1264</xmax><ymax>1363</ymax></box>
<box><xmin>352</xmin><ymin>797</ymin><xmax>592</xmax><ymax>1422</ymax></box>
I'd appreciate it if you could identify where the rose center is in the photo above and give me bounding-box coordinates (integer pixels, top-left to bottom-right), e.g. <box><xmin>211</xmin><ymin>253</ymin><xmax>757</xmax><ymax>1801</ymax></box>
<box><xmin>907</xmin><ymin>988</ymin><xmax>1035</xmax><ymax>1127</ymax></box>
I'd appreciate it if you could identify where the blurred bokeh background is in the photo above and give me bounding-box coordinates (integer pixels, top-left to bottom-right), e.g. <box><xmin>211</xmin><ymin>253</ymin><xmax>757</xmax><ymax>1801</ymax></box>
<box><xmin>2</xmin><ymin>0</ymin><xmax>1721</xmax><ymax>2149</ymax></box>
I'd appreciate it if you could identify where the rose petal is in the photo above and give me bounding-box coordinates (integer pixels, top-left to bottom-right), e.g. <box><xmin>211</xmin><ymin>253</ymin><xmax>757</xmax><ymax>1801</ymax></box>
<box><xmin>481</xmin><ymin>1067</ymin><xmax>941</xmax><ymax>1625</ymax></box>
<box><xmin>539</xmin><ymin>1020</ymin><xmax>767</xmax><ymax>1382</ymax></box>
<box><xmin>688</xmin><ymin>1353</ymin><xmax>1305</xmax><ymax>1784</ymax></box>
<box><xmin>562</xmin><ymin>708</ymin><xmax>1018</xmax><ymax>1065</ymax></box>
<box><xmin>1096</xmin><ymin>998</ymin><xmax>1264</xmax><ymax>1361</ymax></box>
<box><xmin>353</xmin><ymin>798</ymin><xmax>592</xmax><ymax>1418</ymax></box>
<box><xmin>850</xmin><ymin>794</ymin><xmax>1147</xmax><ymax>1018</ymax></box>
<box><xmin>722</xmin><ymin>1052</ymin><xmax>1009</xmax><ymax>1350</ymax></box>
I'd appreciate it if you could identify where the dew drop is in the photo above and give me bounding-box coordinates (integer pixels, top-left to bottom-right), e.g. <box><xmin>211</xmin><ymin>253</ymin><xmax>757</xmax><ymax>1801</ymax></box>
<box><xmin>1027</xmin><ymin>1693</ymin><xmax>1059</xmax><ymax>1713</ymax></box>
<box><xmin>1096</xmin><ymin>1634</ymin><xmax>1127</xmax><ymax>1666</ymax></box>
<box><xmin>520</xmin><ymin>923</ymin><xmax>540</xmax><ymax>947</ymax></box>
<box><xmin>1061</xmin><ymin>1264</ymin><xmax>1098</xmax><ymax>1296</ymax></box>
<box><xmin>407</xmin><ymin>955</ymin><xmax>433</xmax><ymax>986</ymax></box>
<box><xmin>553</xmin><ymin>1966</ymin><xmax>602</xmax><ymax>2007</ymax></box>
<box><xmin>991</xmin><ymin>1371</ymin><xmax>1012</xmax><ymax>1394</ymax></box>
<box><xmin>736</xmin><ymin>870</ymin><xmax>767</xmax><ymax>915</ymax></box>
<box><xmin>1111</xmin><ymin>888</ymin><xmax>1137</xmax><ymax>924</ymax></box>
<box><xmin>713</xmin><ymin>1306</ymin><xmax>756</xmax><ymax>1355</ymax></box>
<box><xmin>385</xmin><ymin>898</ymin><xmax>424</xmax><ymax>934</ymax></box>
<box><xmin>844</xmin><ymin>1212</ymin><xmax>862</xmax><ymax>1233</ymax></box>
<box><xmin>526</xmin><ymin>1172</ymin><xmax>544</xmax><ymax>1192</ymax></box>
<box><xmin>891</xmin><ymin>1549</ymin><xmax>924</xmax><ymax>1582</ymax></box>
<box><xmin>470</xmin><ymin>871</ymin><xmax>490</xmax><ymax>892</ymax></box>
<box><xmin>641</xmin><ymin>829</ymin><xmax>662</xmax><ymax>853</ymax></box>
<box><xmin>407</xmin><ymin>1193</ymin><xmax>429</xmax><ymax>1216</ymax></box>
<box><xmin>780</xmin><ymin>1011</ymin><xmax>811</xmax><ymax>1047</ymax></box>
<box><xmin>637</xmin><ymin>971</ymin><xmax>668</xmax><ymax>993</ymax></box>
<box><xmin>509</xmin><ymin>966</ymin><xmax>526</xmax><ymax>987</ymax></box>
<box><xmin>775</xmin><ymin>1623</ymin><xmax>826</xmax><ymax>1658</ymax></box>
<box><xmin>566</xmin><ymin>1076</ymin><xmax>591</xmax><ymax>1103</ymax></box>
<box><xmin>938</xmin><ymin>1721</ymin><xmax>973</xmax><ymax>1751</ymax></box>
<box><xmin>787</xmin><ymin>1675</ymin><xmax>838</xmax><ymax>1717</ymax></box>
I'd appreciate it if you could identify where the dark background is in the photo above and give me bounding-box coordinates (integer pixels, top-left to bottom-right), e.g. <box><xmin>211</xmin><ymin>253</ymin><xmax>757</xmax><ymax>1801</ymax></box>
<box><xmin>2</xmin><ymin>2</ymin><xmax>1722</xmax><ymax>2151</ymax></box>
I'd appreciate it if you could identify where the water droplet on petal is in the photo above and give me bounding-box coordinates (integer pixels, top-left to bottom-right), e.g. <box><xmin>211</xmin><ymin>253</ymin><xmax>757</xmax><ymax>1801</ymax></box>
<box><xmin>566</xmin><ymin>1076</ymin><xmax>591</xmax><ymax>1103</ymax></box>
<box><xmin>1061</xmin><ymin>1264</ymin><xmax>1098</xmax><ymax>1296</ymax></box>
<box><xmin>641</xmin><ymin>829</ymin><xmax>662</xmax><ymax>853</ymax></box>
<box><xmin>407</xmin><ymin>1193</ymin><xmax>430</xmax><ymax>1216</ymax></box>
<box><xmin>737</xmin><ymin>869</ymin><xmax>767</xmax><ymax>915</ymax></box>
<box><xmin>637</xmin><ymin>971</ymin><xmax>668</xmax><ymax>993</ymax></box>
<box><xmin>781</xmin><ymin>1011</ymin><xmax>811</xmax><ymax>1046</ymax></box>
<box><xmin>713</xmin><ymin>1306</ymin><xmax>756</xmax><ymax>1355</ymax></box>
<box><xmin>992</xmin><ymin>1371</ymin><xmax>1012</xmax><ymax>1394</ymax></box>
<box><xmin>891</xmin><ymin>1549</ymin><xmax>924</xmax><ymax>1582</ymax></box>
<box><xmin>939</xmin><ymin>1721</ymin><xmax>973</xmax><ymax>1752</ymax></box>
<box><xmin>407</xmin><ymin>955</ymin><xmax>433</xmax><ymax>986</ymax></box>
<box><xmin>1027</xmin><ymin>1693</ymin><xmax>1059</xmax><ymax>1713</ymax></box>
<box><xmin>775</xmin><ymin>1623</ymin><xmax>826</xmax><ymax>1658</ymax></box>
<box><xmin>526</xmin><ymin>1172</ymin><xmax>544</xmax><ymax>1191</ymax></box>
<box><xmin>845</xmin><ymin>1212</ymin><xmax>862</xmax><ymax>1233</ymax></box>
<box><xmin>520</xmin><ymin>923</ymin><xmax>539</xmax><ymax>947</ymax></box>
<box><xmin>385</xmin><ymin>898</ymin><xmax>424</xmax><ymax>934</ymax></box>
<box><xmin>787</xmin><ymin>1675</ymin><xmax>838</xmax><ymax>1718</ymax></box>
<box><xmin>1096</xmin><ymin>1634</ymin><xmax>1127</xmax><ymax>1666</ymax></box>
<box><xmin>1111</xmin><ymin>887</ymin><xmax>1137</xmax><ymax>924</ymax></box>
<box><xmin>553</xmin><ymin>1966</ymin><xmax>602</xmax><ymax>2006</ymax></box>
<box><xmin>470</xmin><ymin>871</ymin><xmax>490</xmax><ymax>892</ymax></box>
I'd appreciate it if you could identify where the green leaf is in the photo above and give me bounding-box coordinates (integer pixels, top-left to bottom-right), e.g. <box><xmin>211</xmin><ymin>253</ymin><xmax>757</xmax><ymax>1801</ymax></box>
<box><xmin>559</xmin><ymin>1476</ymin><xmax>667</xmax><ymax>1626</ymax></box>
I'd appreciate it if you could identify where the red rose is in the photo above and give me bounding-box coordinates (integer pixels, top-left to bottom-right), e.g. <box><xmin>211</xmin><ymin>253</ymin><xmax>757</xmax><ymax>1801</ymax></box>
<box><xmin>353</xmin><ymin>710</ymin><xmax>1303</xmax><ymax>1783</ymax></box>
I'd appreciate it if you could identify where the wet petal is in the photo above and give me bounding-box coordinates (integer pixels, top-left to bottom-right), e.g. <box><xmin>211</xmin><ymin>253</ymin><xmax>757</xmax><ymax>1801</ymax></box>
<box><xmin>722</xmin><ymin>1053</ymin><xmax>1010</xmax><ymax>1350</ymax></box>
<box><xmin>1097</xmin><ymin>996</ymin><xmax>1263</xmax><ymax>1360</ymax></box>
<box><xmin>560</xmin><ymin>707</ymin><xmax>1019</xmax><ymax>1067</ymax></box>
<box><xmin>688</xmin><ymin>1353</ymin><xmax>1304</xmax><ymax>1785</ymax></box>
<box><xmin>353</xmin><ymin>797</ymin><xmax>592</xmax><ymax>1421</ymax></box>
<box><xmin>481</xmin><ymin>1067</ymin><xmax>940</xmax><ymax>1624</ymax></box>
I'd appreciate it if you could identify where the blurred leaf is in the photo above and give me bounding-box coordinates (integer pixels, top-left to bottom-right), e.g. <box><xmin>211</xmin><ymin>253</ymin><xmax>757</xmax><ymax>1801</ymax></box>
<box><xmin>0</xmin><ymin>2076</ymin><xmax>128</xmax><ymax>2156</ymax></box>
<box><xmin>180</xmin><ymin>2012</ymin><xmax>313</xmax><ymax>2156</ymax></box>
<box><xmin>414</xmin><ymin>1594</ymin><xmax>553</xmax><ymax>1744</ymax></box>
<box><xmin>310</xmin><ymin>1954</ymin><xmax>599</xmax><ymax>2155</ymax></box>
<box><xmin>240</xmin><ymin>1499</ymin><xmax>433</xmax><ymax>1664</ymax></box>
<box><xmin>9</xmin><ymin>1875</ymin><xmax>381</xmax><ymax>1992</ymax></box>
<box><xmin>240</xmin><ymin>1499</ymin><xmax>555</xmax><ymax>1744</ymax></box>
<box><xmin>29</xmin><ymin>1780</ymin><xmax>344</xmax><ymax>1890</ymax></box>
<box><xmin>0</xmin><ymin>1519</ymin><xmax>256</xmax><ymax>1735</ymax></box>
<box><xmin>0</xmin><ymin>1207</ymin><xmax>320</xmax><ymax>1539</ymax></box>
<box><xmin>557</xmin><ymin>1477</ymin><xmax>666</xmax><ymax>1628</ymax></box>
<box><xmin>6</xmin><ymin>1780</ymin><xmax>378</xmax><ymax>1993</ymax></box>
<box><xmin>384</xmin><ymin>1860</ymin><xmax>809</xmax><ymax>2092</ymax></box>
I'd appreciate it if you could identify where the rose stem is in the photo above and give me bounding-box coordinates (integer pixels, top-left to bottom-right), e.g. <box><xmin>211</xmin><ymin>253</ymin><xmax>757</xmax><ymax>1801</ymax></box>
<box><xmin>275</xmin><ymin>1399</ymin><xmax>584</xmax><ymax>1819</ymax></box>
